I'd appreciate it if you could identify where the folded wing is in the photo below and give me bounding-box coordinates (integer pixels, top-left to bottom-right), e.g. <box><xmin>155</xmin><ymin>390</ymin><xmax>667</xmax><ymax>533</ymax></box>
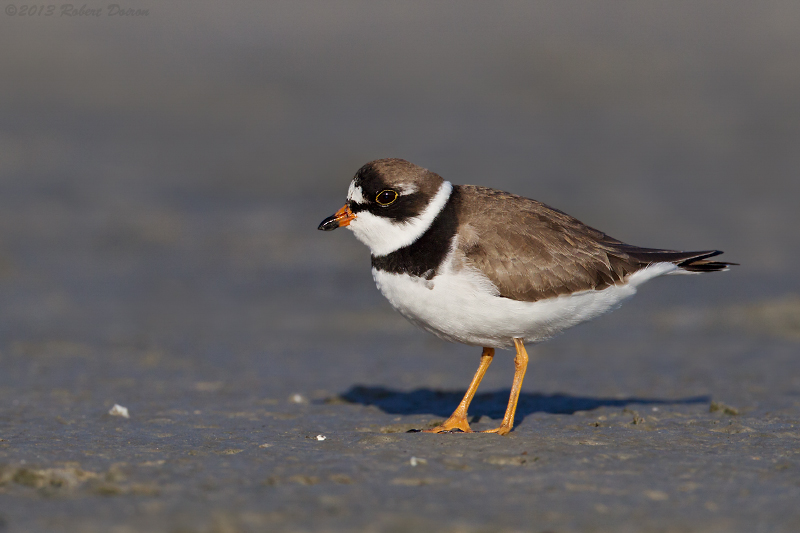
<box><xmin>454</xmin><ymin>186</ymin><xmax>734</xmax><ymax>302</ymax></box>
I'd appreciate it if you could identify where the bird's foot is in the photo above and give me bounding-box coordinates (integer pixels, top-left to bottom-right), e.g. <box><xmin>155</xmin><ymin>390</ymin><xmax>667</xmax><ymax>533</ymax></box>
<box><xmin>420</xmin><ymin>415</ymin><xmax>473</xmax><ymax>434</ymax></box>
<box><xmin>481</xmin><ymin>425</ymin><xmax>512</xmax><ymax>436</ymax></box>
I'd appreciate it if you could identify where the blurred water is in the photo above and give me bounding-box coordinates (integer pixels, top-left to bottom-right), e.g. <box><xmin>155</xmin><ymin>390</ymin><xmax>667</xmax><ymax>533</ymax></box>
<box><xmin>2</xmin><ymin>2</ymin><xmax>798</xmax><ymax>345</ymax></box>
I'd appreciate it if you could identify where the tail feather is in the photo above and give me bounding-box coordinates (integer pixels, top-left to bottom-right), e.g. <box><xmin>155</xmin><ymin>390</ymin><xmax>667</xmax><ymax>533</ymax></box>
<box><xmin>618</xmin><ymin>247</ymin><xmax>737</xmax><ymax>273</ymax></box>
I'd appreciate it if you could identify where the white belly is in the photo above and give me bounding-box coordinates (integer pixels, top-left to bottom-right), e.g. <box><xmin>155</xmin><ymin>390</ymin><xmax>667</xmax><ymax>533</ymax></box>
<box><xmin>372</xmin><ymin>262</ymin><xmax>677</xmax><ymax>349</ymax></box>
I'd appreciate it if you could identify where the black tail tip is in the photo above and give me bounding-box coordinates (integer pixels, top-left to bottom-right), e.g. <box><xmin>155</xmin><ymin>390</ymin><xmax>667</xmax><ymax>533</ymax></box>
<box><xmin>679</xmin><ymin>251</ymin><xmax>738</xmax><ymax>272</ymax></box>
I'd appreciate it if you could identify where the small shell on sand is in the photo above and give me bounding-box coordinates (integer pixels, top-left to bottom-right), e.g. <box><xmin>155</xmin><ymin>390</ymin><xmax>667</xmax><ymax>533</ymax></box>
<box><xmin>108</xmin><ymin>404</ymin><xmax>130</xmax><ymax>418</ymax></box>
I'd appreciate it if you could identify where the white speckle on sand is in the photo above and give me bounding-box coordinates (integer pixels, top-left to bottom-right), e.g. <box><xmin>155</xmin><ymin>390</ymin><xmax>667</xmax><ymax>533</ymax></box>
<box><xmin>108</xmin><ymin>404</ymin><xmax>130</xmax><ymax>418</ymax></box>
<box><xmin>410</xmin><ymin>457</ymin><xmax>427</xmax><ymax>467</ymax></box>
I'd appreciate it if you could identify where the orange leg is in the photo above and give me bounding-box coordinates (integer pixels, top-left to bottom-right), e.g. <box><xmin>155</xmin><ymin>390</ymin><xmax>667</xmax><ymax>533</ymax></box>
<box><xmin>423</xmin><ymin>347</ymin><xmax>495</xmax><ymax>433</ymax></box>
<box><xmin>483</xmin><ymin>338</ymin><xmax>529</xmax><ymax>435</ymax></box>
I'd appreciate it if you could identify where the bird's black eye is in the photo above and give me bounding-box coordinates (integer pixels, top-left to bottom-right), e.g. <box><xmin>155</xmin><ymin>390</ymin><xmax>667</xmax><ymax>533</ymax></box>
<box><xmin>375</xmin><ymin>189</ymin><xmax>398</xmax><ymax>206</ymax></box>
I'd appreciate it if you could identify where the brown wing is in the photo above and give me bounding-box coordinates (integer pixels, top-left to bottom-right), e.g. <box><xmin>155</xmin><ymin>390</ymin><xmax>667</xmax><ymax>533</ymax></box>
<box><xmin>453</xmin><ymin>186</ymin><xmax>727</xmax><ymax>302</ymax></box>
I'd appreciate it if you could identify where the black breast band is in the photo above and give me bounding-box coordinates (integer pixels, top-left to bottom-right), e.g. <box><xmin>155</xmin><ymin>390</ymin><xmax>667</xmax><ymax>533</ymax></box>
<box><xmin>371</xmin><ymin>187</ymin><xmax>461</xmax><ymax>279</ymax></box>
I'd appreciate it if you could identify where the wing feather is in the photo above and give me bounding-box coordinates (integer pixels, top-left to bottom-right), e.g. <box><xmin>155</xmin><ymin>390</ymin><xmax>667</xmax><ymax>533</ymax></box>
<box><xmin>453</xmin><ymin>186</ymin><xmax>731</xmax><ymax>302</ymax></box>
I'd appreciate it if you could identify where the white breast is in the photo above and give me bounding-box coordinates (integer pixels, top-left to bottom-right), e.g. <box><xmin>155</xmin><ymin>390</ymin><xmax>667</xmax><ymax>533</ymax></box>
<box><xmin>372</xmin><ymin>260</ymin><xmax>677</xmax><ymax>349</ymax></box>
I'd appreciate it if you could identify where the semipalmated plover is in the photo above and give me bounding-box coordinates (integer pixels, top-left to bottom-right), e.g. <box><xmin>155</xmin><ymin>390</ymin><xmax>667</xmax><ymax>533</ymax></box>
<box><xmin>319</xmin><ymin>158</ymin><xmax>734</xmax><ymax>435</ymax></box>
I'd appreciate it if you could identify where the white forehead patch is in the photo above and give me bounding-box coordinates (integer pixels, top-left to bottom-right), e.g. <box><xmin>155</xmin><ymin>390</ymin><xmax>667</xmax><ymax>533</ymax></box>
<box><xmin>347</xmin><ymin>181</ymin><xmax>366</xmax><ymax>204</ymax></box>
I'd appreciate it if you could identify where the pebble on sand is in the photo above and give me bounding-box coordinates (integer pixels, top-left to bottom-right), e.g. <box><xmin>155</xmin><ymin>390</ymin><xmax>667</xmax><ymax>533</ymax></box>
<box><xmin>108</xmin><ymin>404</ymin><xmax>130</xmax><ymax>418</ymax></box>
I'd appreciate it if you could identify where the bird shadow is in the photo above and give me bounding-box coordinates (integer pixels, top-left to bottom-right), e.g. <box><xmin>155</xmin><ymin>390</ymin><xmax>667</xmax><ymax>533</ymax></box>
<box><xmin>335</xmin><ymin>385</ymin><xmax>710</xmax><ymax>424</ymax></box>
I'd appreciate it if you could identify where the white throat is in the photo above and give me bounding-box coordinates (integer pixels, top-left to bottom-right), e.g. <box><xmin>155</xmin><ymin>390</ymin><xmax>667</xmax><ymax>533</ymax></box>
<box><xmin>347</xmin><ymin>181</ymin><xmax>453</xmax><ymax>257</ymax></box>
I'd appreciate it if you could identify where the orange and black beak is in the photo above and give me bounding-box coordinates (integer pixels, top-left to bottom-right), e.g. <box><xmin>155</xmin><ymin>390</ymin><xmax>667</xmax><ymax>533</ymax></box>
<box><xmin>318</xmin><ymin>204</ymin><xmax>356</xmax><ymax>231</ymax></box>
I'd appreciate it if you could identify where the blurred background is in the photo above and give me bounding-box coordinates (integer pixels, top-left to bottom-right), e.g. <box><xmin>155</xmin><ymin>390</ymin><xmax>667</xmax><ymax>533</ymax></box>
<box><xmin>2</xmin><ymin>1</ymin><xmax>799</xmax><ymax>381</ymax></box>
<box><xmin>1</xmin><ymin>2</ymin><xmax>799</xmax><ymax>528</ymax></box>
